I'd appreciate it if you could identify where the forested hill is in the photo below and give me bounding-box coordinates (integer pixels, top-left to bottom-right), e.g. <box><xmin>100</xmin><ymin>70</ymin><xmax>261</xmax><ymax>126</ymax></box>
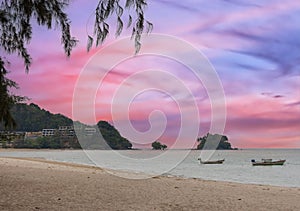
<box><xmin>97</xmin><ymin>121</ymin><xmax>132</xmax><ymax>150</ymax></box>
<box><xmin>0</xmin><ymin>103</ymin><xmax>72</xmax><ymax>131</ymax></box>
<box><xmin>0</xmin><ymin>103</ymin><xmax>132</xmax><ymax>150</ymax></box>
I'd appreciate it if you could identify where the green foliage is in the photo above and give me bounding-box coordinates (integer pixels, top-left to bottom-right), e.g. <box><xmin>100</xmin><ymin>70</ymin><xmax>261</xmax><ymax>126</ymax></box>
<box><xmin>0</xmin><ymin>103</ymin><xmax>132</xmax><ymax>150</ymax></box>
<box><xmin>97</xmin><ymin>121</ymin><xmax>132</xmax><ymax>149</ymax></box>
<box><xmin>0</xmin><ymin>1</ymin><xmax>151</xmax><ymax>128</ymax></box>
<box><xmin>161</xmin><ymin>144</ymin><xmax>167</xmax><ymax>150</ymax></box>
<box><xmin>0</xmin><ymin>0</ymin><xmax>77</xmax><ymax>130</ymax></box>
<box><xmin>13</xmin><ymin>135</ymin><xmax>79</xmax><ymax>149</ymax></box>
<box><xmin>197</xmin><ymin>133</ymin><xmax>234</xmax><ymax>150</ymax></box>
<box><xmin>0</xmin><ymin>58</ymin><xmax>27</xmax><ymax>129</ymax></box>
<box><xmin>72</xmin><ymin>121</ymin><xmax>133</xmax><ymax>150</ymax></box>
<box><xmin>151</xmin><ymin>141</ymin><xmax>167</xmax><ymax>150</ymax></box>
<box><xmin>90</xmin><ymin>0</ymin><xmax>152</xmax><ymax>54</ymax></box>
<box><xmin>1</xmin><ymin>142</ymin><xmax>7</xmax><ymax>148</ymax></box>
<box><xmin>0</xmin><ymin>0</ymin><xmax>77</xmax><ymax>70</ymax></box>
<box><xmin>0</xmin><ymin>131</ymin><xmax>24</xmax><ymax>148</ymax></box>
<box><xmin>0</xmin><ymin>103</ymin><xmax>73</xmax><ymax>131</ymax></box>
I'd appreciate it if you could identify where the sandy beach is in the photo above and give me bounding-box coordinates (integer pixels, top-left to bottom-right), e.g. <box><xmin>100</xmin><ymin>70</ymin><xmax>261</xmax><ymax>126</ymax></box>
<box><xmin>0</xmin><ymin>157</ymin><xmax>299</xmax><ymax>211</ymax></box>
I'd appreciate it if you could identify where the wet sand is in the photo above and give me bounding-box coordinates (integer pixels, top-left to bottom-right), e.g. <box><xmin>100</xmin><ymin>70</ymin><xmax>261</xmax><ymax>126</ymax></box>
<box><xmin>0</xmin><ymin>157</ymin><xmax>299</xmax><ymax>210</ymax></box>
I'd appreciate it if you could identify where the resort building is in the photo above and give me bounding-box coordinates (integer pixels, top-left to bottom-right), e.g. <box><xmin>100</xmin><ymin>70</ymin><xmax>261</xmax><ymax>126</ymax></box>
<box><xmin>59</xmin><ymin>126</ymin><xmax>73</xmax><ymax>131</ymax></box>
<box><xmin>42</xmin><ymin>129</ymin><xmax>56</xmax><ymax>136</ymax></box>
<box><xmin>58</xmin><ymin>126</ymin><xmax>75</xmax><ymax>137</ymax></box>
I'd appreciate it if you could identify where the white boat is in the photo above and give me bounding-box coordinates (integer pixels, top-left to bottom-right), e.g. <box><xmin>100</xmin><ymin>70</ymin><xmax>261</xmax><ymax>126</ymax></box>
<box><xmin>251</xmin><ymin>159</ymin><xmax>286</xmax><ymax>166</ymax></box>
<box><xmin>198</xmin><ymin>158</ymin><xmax>225</xmax><ymax>164</ymax></box>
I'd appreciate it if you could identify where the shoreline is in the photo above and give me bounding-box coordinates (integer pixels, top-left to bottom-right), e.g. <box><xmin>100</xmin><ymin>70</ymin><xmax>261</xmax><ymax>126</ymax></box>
<box><xmin>2</xmin><ymin>156</ymin><xmax>300</xmax><ymax>188</ymax></box>
<box><xmin>1</xmin><ymin>157</ymin><xmax>300</xmax><ymax>210</ymax></box>
<box><xmin>1</xmin><ymin>149</ymin><xmax>299</xmax><ymax>188</ymax></box>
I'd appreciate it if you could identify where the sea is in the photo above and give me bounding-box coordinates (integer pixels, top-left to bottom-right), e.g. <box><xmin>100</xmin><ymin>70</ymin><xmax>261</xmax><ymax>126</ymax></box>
<box><xmin>1</xmin><ymin>149</ymin><xmax>299</xmax><ymax>188</ymax></box>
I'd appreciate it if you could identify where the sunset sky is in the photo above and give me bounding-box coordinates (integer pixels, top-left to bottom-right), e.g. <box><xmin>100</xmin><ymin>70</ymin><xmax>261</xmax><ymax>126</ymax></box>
<box><xmin>5</xmin><ymin>0</ymin><xmax>300</xmax><ymax>148</ymax></box>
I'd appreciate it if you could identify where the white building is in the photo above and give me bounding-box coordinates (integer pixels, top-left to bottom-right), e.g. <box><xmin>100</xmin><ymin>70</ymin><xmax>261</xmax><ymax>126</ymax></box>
<box><xmin>42</xmin><ymin>129</ymin><xmax>56</xmax><ymax>136</ymax></box>
<box><xmin>58</xmin><ymin>126</ymin><xmax>75</xmax><ymax>137</ymax></box>
<box><xmin>58</xmin><ymin>126</ymin><xmax>73</xmax><ymax>131</ymax></box>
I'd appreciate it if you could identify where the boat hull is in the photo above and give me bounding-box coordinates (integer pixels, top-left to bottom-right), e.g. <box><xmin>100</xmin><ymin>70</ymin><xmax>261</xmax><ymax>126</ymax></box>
<box><xmin>252</xmin><ymin>160</ymin><xmax>286</xmax><ymax>166</ymax></box>
<box><xmin>199</xmin><ymin>159</ymin><xmax>225</xmax><ymax>164</ymax></box>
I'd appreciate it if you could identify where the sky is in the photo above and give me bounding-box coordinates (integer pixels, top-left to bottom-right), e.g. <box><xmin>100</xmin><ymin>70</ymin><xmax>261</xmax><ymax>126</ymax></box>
<box><xmin>4</xmin><ymin>0</ymin><xmax>300</xmax><ymax>148</ymax></box>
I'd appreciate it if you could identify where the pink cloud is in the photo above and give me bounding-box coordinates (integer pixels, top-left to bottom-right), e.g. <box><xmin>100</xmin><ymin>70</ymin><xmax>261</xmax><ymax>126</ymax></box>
<box><xmin>223</xmin><ymin>94</ymin><xmax>300</xmax><ymax>148</ymax></box>
<box><xmin>3</xmin><ymin>0</ymin><xmax>299</xmax><ymax>149</ymax></box>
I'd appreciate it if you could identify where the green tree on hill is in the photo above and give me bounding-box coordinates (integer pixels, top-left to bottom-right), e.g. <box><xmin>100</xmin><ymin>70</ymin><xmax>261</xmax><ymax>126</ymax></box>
<box><xmin>161</xmin><ymin>144</ymin><xmax>167</xmax><ymax>150</ymax></box>
<box><xmin>197</xmin><ymin>133</ymin><xmax>234</xmax><ymax>150</ymax></box>
<box><xmin>0</xmin><ymin>103</ymin><xmax>133</xmax><ymax>150</ymax></box>
<box><xmin>97</xmin><ymin>121</ymin><xmax>132</xmax><ymax>150</ymax></box>
<box><xmin>152</xmin><ymin>141</ymin><xmax>167</xmax><ymax>150</ymax></box>
<box><xmin>0</xmin><ymin>103</ymin><xmax>73</xmax><ymax>131</ymax></box>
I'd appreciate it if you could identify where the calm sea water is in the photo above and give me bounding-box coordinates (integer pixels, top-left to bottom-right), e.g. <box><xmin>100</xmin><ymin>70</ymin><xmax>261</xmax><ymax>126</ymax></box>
<box><xmin>1</xmin><ymin>149</ymin><xmax>299</xmax><ymax>187</ymax></box>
